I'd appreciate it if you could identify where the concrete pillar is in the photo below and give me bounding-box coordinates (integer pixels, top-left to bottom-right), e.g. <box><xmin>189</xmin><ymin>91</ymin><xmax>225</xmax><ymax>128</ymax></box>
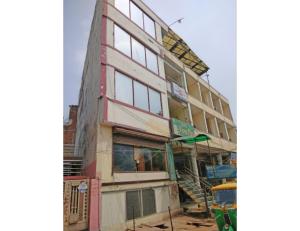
<box><xmin>182</xmin><ymin>71</ymin><xmax>188</xmax><ymax>93</ymax></box>
<box><xmin>214</xmin><ymin>118</ymin><xmax>220</xmax><ymax>137</ymax></box>
<box><xmin>187</xmin><ymin>103</ymin><xmax>194</xmax><ymax>126</ymax></box>
<box><xmin>217</xmin><ymin>154</ymin><xmax>226</xmax><ymax>183</ymax></box>
<box><xmin>208</xmin><ymin>91</ymin><xmax>214</xmax><ymax>108</ymax></box>
<box><xmin>191</xmin><ymin>147</ymin><xmax>201</xmax><ymax>187</ymax></box>
<box><xmin>224</xmin><ymin>122</ymin><xmax>230</xmax><ymax>141</ymax></box>
<box><xmin>197</xmin><ymin>83</ymin><xmax>203</xmax><ymax>102</ymax></box>
<box><xmin>203</xmin><ymin>112</ymin><xmax>209</xmax><ymax>133</ymax></box>
<box><xmin>219</xmin><ymin>98</ymin><xmax>224</xmax><ymax>115</ymax></box>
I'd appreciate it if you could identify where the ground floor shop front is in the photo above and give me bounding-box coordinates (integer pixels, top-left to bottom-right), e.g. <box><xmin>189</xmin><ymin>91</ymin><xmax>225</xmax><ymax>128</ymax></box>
<box><xmin>100</xmin><ymin>181</ymin><xmax>181</xmax><ymax>231</ymax></box>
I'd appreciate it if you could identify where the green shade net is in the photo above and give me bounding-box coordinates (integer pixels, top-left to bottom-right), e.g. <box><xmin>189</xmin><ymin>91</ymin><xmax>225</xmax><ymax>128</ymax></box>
<box><xmin>180</xmin><ymin>134</ymin><xmax>210</xmax><ymax>144</ymax></box>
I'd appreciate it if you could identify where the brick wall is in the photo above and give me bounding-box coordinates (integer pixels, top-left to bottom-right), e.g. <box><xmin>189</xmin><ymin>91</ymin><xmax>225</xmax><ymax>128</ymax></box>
<box><xmin>64</xmin><ymin>105</ymin><xmax>78</xmax><ymax>145</ymax></box>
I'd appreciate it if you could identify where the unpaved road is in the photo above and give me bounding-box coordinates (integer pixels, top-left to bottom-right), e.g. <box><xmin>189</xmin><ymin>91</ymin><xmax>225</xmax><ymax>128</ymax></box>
<box><xmin>133</xmin><ymin>215</ymin><xmax>218</xmax><ymax>231</ymax></box>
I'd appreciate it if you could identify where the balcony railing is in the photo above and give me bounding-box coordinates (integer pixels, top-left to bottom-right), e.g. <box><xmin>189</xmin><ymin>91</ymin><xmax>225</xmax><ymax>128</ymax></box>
<box><xmin>63</xmin><ymin>158</ymin><xmax>83</xmax><ymax>176</ymax></box>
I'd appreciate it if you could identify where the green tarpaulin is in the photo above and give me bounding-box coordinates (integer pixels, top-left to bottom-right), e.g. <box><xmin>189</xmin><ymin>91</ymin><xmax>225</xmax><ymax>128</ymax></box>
<box><xmin>166</xmin><ymin>143</ymin><xmax>177</xmax><ymax>181</ymax></box>
<box><xmin>171</xmin><ymin>134</ymin><xmax>210</xmax><ymax>144</ymax></box>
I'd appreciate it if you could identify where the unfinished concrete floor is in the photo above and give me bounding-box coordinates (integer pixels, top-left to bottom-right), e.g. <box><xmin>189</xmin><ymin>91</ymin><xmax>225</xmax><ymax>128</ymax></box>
<box><xmin>131</xmin><ymin>214</ymin><xmax>218</xmax><ymax>231</ymax></box>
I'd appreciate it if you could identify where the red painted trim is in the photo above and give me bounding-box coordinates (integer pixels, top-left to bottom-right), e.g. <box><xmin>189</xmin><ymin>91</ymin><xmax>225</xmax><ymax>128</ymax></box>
<box><xmin>108</xmin><ymin>97</ymin><xmax>170</xmax><ymax>121</ymax></box>
<box><xmin>84</xmin><ymin>160</ymin><xmax>97</xmax><ymax>178</ymax></box>
<box><xmin>89</xmin><ymin>178</ymin><xmax>100</xmax><ymax>231</ymax></box>
<box><xmin>104</xmin><ymin>43</ymin><xmax>165</xmax><ymax>82</ymax></box>
<box><xmin>63</xmin><ymin>176</ymin><xmax>89</xmax><ymax>180</ymax></box>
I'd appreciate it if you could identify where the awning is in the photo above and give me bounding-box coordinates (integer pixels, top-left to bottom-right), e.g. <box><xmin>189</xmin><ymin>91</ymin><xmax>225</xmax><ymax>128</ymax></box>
<box><xmin>171</xmin><ymin>133</ymin><xmax>210</xmax><ymax>144</ymax></box>
<box><xmin>162</xmin><ymin>28</ymin><xmax>209</xmax><ymax>76</ymax></box>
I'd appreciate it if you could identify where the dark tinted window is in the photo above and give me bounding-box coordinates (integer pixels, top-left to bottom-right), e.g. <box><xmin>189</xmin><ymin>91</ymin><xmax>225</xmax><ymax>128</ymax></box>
<box><xmin>113</xmin><ymin>144</ymin><xmax>136</xmax><ymax>171</ymax></box>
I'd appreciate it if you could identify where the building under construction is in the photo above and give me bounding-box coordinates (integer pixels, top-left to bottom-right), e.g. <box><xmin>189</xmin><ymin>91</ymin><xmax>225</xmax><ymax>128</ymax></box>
<box><xmin>63</xmin><ymin>0</ymin><xmax>237</xmax><ymax>230</ymax></box>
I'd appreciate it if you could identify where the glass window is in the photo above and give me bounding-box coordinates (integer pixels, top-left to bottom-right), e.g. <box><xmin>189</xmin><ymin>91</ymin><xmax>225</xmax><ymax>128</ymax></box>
<box><xmin>115</xmin><ymin>72</ymin><xmax>133</xmax><ymax>105</ymax></box>
<box><xmin>145</xmin><ymin>48</ymin><xmax>158</xmax><ymax>74</ymax></box>
<box><xmin>130</xmin><ymin>1</ymin><xmax>143</xmax><ymax>28</ymax></box>
<box><xmin>142</xmin><ymin>148</ymin><xmax>152</xmax><ymax>171</ymax></box>
<box><xmin>115</xmin><ymin>0</ymin><xmax>130</xmax><ymax>17</ymax></box>
<box><xmin>126</xmin><ymin>191</ymin><xmax>142</xmax><ymax>220</ymax></box>
<box><xmin>152</xmin><ymin>149</ymin><xmax>165</xmax><ymax>171</ymax></box>
<box><xmin>149</xmin><ymin>88</ymin><xmax>162</xmax><ymax>115</ymax></box>
<box><xmin>131</xmin><ymin>38</ymin><xmax>146</xmax><ymax>65</ymax></box>
<box><xmin>113</xmin><ymin>144</ymin><xmax>136</xmax><ymax>172</ymax></box>
<box><xmin>142</xmin><ymin>189</ymin><xmax>156</xmax><ymax>216</ymax></box>
<box><xmin>144</xmin><ymin>14</ymin><xmax>156</xmax><ymax>38</ymax></box>
<box><xmin>133</xmin><ymin>81</ymin><xmax>148</xmax><ymax>111</ymax></box>
<box><xmin>114</xmin><ymin>25</ymin><xmax>131</xmax><ymax>57</ymax></box>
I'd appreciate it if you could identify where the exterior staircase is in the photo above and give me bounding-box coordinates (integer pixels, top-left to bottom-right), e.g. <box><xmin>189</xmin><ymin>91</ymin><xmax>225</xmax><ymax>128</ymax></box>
<box><xmin>177</xmin><ymin>168</ymin><xmax>214</xmax><ymax>212</ymax></box>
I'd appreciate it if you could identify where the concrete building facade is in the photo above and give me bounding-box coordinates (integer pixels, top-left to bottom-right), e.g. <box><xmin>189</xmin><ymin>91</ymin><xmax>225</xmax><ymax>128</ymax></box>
<box><xmin>74</xmin><ymin>0</ymin><xmax>236</xmax><ymax>230</ymax></box>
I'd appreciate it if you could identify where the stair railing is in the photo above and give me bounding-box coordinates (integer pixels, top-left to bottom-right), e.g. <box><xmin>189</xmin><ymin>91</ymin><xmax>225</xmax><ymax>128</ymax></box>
<box><xmin>180</xmin><ymin>167</ymin><xmax>212</xmax><ymax>192</ymax></box>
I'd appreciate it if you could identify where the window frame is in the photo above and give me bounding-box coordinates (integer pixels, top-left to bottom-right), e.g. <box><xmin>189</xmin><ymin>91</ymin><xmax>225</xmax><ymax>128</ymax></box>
<box><xmin>112</xmin><ymin>142</ymin><xmax>167</xmax><ymax>173</ymax></box>
<box><xmin>114</xmin><ymin>70</ymin><xmax>164</xmax><ymax>117</ymax></box>
<box><xmin>113</xmin><ymin>24</ymin><xmax>160</xmax><ymax>77</ymax></box>
<box><xmin>117</xmin><ymin>0</ymin><xmax>156</xmax><ymax>40</ymax></box>
<box><xmin>126</xmin><ymin>188</ymin><xmax>156</xmax><ymax>221</ymax></box>
<box><xmin>145</xmin><ymin>48</ymin><xmax>159</xmax><ymax>75</ymax></box>
<box><xmin>114</xmin><ymin>25</ymin><xmax>132</xmax><ymax>58</ymax></box>
<box><xmin>114</xmin><ymin>71</ymin><xmax>134</xmax><ymax>106</ymax></box>
<box><xmin>148</xmin><ymin>88</ymin><xmax>163</xmax><ymax>116</ymax></box>
<box><xmin>133</xmin><ymin>80</ymin><xmax>149</xmax><ymax>111</ymax></box>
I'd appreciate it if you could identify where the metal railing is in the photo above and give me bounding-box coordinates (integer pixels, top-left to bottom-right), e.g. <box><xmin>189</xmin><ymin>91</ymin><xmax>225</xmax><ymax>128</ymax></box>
<box><xmin>64</xmin><ymin>159</ymin><xmax>83</xmax><ymax>176</ymax></box>
<box><xmin>178</xmin><ymin>167</ymin><xmax>212</xmax><ymax>193</ymax></box>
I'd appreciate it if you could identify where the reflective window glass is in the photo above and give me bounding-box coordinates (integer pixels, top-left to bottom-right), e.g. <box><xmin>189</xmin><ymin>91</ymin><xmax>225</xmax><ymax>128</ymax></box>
<box><xmin>114</xmin><ymin>25</ymin><xmax>131</xmax><ymax>57</ymax></box>
<box><xmin>133</xmin><ymin>81</ymin><xmax>149</xmax><ymax>111</ymax></box>
<box><xmin>113</xmin><ymin>144</ymin><xmax>136</xmax><ymax>172</ymax></box>
<box><xmin>149</xmin><ymin>88</ymin><xmax>162</xmax><ymax>115</ymax></box>
<box><xmin>115</xmin><ymin>0</ymin><xmax>130</xmax><ymax>17</ymax></box>
<box><xmin>144</xmin><ymin>14</ymin><xmax>155</xmax><ymax>38</ymax></box>
<box><xmin>146</xmin><ymin>48</ymin><xmax>158</xmax><ymax>74</ymax></box>
<box><xmin>115</xmin><ymin>72</ymin><xmax>133</xmax><ymax>105</ymax></box>
<box><xmin>130</xmin><ymin>2</ymin><xmax>143</xmax><ymax>28</ymax></box>
<box><xmin>152</xmin><ymin>149</ymin><xmax>165</xmax><ymax>171</ymax></box>
<box><xmin>132</xmin><ymin>38</ymin><xmax>146</xmax><ymax>65</ymax></box>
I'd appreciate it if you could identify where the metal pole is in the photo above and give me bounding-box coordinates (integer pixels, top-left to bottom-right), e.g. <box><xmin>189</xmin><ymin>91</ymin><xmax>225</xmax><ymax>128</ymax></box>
<box><xmin>203</xmin><ymin>183</ymin><xmax>210</xmax><ymax>218</ymax></box>
<box><xmin>132</xmin><ymin>207</ymin><xmax>135</xmax><ymax>231</ymax></box>
<box><xmin>168</xmin><ymin>206</ymin><xmax>174</xmax><ymax>231</ymax></box>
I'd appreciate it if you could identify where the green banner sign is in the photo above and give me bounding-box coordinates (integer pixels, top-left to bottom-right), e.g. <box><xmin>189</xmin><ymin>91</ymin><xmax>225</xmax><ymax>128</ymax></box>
<box><xmin>171</xmin><ymin>118</ymin><xmax>196</xmax><ymax>137</ymax></box>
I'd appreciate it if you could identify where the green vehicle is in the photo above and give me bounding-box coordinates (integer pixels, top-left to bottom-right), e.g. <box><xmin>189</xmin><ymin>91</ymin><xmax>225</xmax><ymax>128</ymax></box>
<box><xmin>211</xmin><ymin>182</ymin><xmax>237</xmax><ymax>231</ymax></box>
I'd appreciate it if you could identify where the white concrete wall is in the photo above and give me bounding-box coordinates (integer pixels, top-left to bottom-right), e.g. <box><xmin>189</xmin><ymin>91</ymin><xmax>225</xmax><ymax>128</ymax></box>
<box><xmin>75</xmin><ymin>0</ymin><xmax>103</xmax><ymax>168</ymax></box>
<box><xmin>101</xmin><ymin>183</ymin><xmax>180</xmax><ymax>231</ymax></box>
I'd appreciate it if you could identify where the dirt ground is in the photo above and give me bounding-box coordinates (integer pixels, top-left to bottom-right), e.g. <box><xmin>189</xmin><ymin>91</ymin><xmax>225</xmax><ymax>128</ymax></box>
<box><xmin>131</xmin><ymin>214</ymin><xmax>218</xmax><ymax>231</ymax></box>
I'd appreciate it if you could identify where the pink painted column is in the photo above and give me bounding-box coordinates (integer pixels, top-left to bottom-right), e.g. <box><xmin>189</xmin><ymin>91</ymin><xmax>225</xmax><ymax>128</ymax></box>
<box><xmin>89</xmin><ymin>178</ymin><xmax>101</xmax><ymax>231</ymax></box>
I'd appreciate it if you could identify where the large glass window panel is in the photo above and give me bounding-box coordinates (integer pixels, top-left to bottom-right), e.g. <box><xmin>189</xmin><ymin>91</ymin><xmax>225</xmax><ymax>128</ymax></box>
<box><xmin>115</xmin><ymin>72</ymin><xmax>133</xmax><ymax>105</ymax></box>
<box><xmin>149</xmin><ymin>88</ymin><xmax>162</xmax><ymax>115</ymax></box>
<box><xmin>113</xmin><ymin>144</ymin><xmax>136</xmax><ymax>172</ymax></box>
<box><xmin>133</xmin><ymin>81</ymin><xmax>148</xmax><ymax>111</ymax></box>
<box><xmin>142</xmin><ymin>148</ymin><xmax>152</xmax><ymax>171</ymax></box>
<box><xmin>145</xmin><ymin>49</ymin><xmax>158</xmax><ymax>74</ymax></box>
<box><xmin>114</xmin><ymin>26</ymin><xmax>131</xmax><ymax>57</ymax></box>
<box><xmin>152</xmin><ymin>149</ymin><xmax>165</xmax><ymax>171</ymax></box>
<box><xmin>131</xmin><ymin>39</ymin><xmax>146</xmax><ymax>65</ymax></box>
<box><xmin>130</xmin><ymin>2</ymin><xmax>143</xmax><ymax>28</ymax></box>
<box><xmin>144</xmin><ymin>14</ymin><xmax>156</xmax><ymax>38</ymax></box>
<box><xmin>115</xmin><ymin>0</ymin><xmax>130</xmax><ymax>17</ymax></box>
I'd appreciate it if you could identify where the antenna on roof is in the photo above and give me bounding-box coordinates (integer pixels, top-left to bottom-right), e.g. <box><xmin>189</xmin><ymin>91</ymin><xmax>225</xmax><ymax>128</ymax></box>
<box><xmin>168</xmin><ymin>18</ymin><xmax>184</xmax><ymax>28</ymax></box>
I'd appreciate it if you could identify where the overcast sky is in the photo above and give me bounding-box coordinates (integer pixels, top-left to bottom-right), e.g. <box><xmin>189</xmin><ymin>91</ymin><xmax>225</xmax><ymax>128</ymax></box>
<box><xmin>64</xmin><ymin>0</ymin><xmax>236</xmax><ymax>122</ymax></box>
